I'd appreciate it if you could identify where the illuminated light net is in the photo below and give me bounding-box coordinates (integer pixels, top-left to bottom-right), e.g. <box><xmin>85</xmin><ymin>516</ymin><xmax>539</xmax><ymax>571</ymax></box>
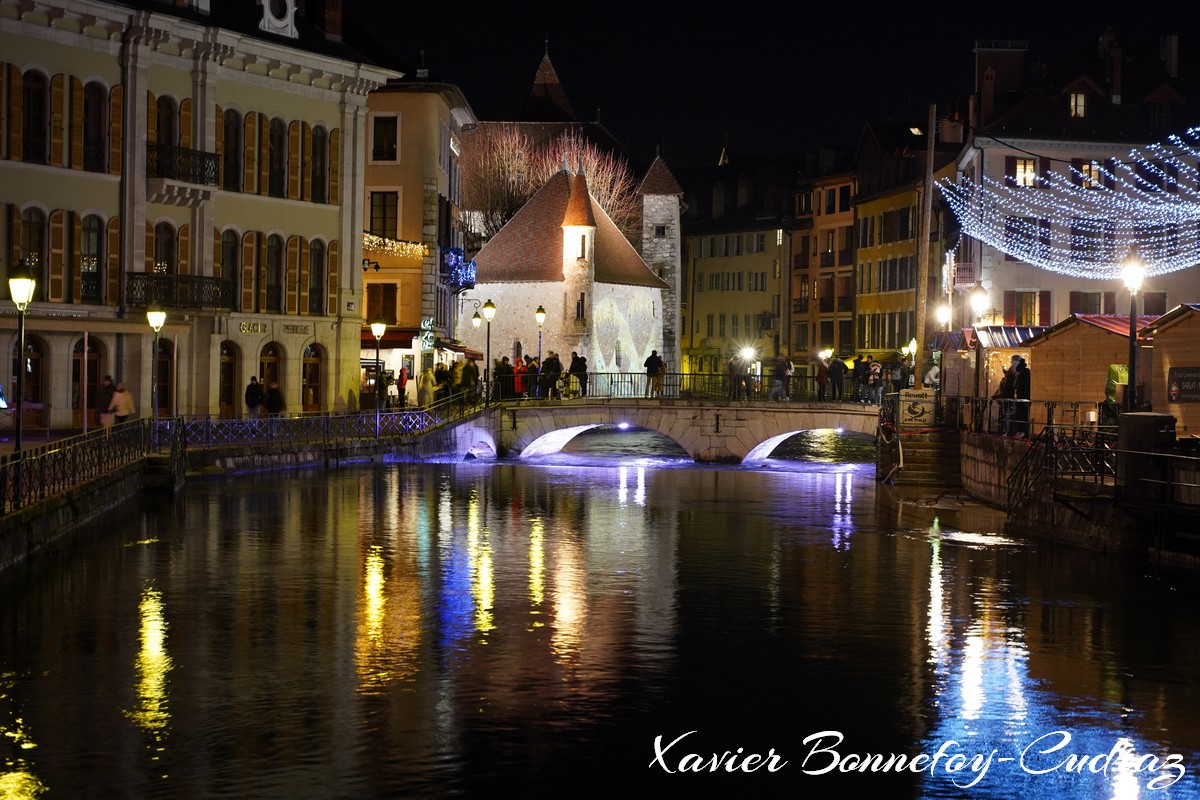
<box><xmin>938</xmin><ymin>127</ymin><xmax>1200</xmax><ymax>279</ymax></box>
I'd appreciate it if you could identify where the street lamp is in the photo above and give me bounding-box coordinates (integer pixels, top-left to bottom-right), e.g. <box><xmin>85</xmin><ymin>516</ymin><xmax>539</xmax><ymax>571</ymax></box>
<box><xmin>535</xmin><ymin>303</ymin><xmax>546</xmax><ymax>372</ymax></box>
<box><xmin>9</xmin><ymin>258</ymin><xmax>36</xmax><ymax>460</ymax></box>
<box><xmin>482</xmin><ymin>299</ymin><xmax>496</xmax><ymax>390</ymax></box>
<box><xmin>1123</xmin><ymin>254</ymin><xmax>1146</xmax><ymax>411</ymax></box>
<box><xmin>970</xmin><ymin>283</ymin><xmax>989</xmax><ymax>323</ymax></box>
<box><xmin>936</xmin><ymin>304</ymin><xmax>951</xmax><ymax>331</ymax></box>
<box><xmin>147</xmin><ymin>304</ymin><xmax>166</xmax><ymax>448</ymax></box>
<box><xmin>371</xmin><ymin>315</ymin><xmax>386</xmax><ymax>430</ymax></box>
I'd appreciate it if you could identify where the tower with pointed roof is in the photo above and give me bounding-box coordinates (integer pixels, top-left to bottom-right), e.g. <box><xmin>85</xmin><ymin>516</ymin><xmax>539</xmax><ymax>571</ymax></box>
<box><xmin>638</xmin><ymin>153</ymin><xmax>685</xmax><ymax>371</ymax></box>
<box><xmin>458</xmin><ymin>164</ymin><xmax>669</xmax><ymax>377</ymax></box>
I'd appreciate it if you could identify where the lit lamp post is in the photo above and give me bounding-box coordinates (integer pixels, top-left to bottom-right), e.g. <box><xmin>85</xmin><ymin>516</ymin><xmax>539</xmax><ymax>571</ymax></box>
<box><xmin>371</xmin><ymin>316</ymin><xmax>386</xmax><ymax>432</ymax></box>
<box><xmin>534</xmin><ymin>304</ymin><xmax>546</xmax><ymax>397</ymax></box>
<box><xmin>1123</xmin><ymin>255</ymin><xmax>1145</xmax><ymax>412</ymax></box>
<box><xmin>936</xmin><ymin>304</ymin><xmax>951</xmax><ymax>331</ymax></box>
<box><xmin>970</xmin><ymin>283</ymin><xmax>989</xmax><ymax>323</ymax></box>
<box><xmin>147</xmin><ymin>304</ymin><xmax>166</xmax><ymax>449</ymax></box>
<box><xmin>9</xmin><ymin>259</ymin><xmax>36</xmax><ymax>461</ymax></box>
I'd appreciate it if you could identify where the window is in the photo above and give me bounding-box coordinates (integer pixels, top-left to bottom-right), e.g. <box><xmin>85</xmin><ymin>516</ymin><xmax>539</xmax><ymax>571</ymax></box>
<box><xmin>706</xmin><ymin>314</ymin><xmax>713</xmax><ymax>338</ymax></box>
<box><xmin>1071</xmin><ymin>159</ymin><xmax>1101</xmax><ymax>189</ymax></box>
<box><xmin>838</xmin><ymin>186</ymin><xmax>851</xmax><ymax>212</ymax></box>
<box><xmin>83</xmin><ymin>82</ymin><xmax>107</xmax><ymax>172</ymax></box>
<box><xmin>80</xmin><ymin>214</ymin><xmax>103</xmax><ymax>303</ymax></box>
<box><xmin>824</xmin><ymin>189</ymin><xmax>836</xmax><ymax>214</ymax></box>
<box><xmin>1069</xmin><ymin>92</ymin><xmax>1086</xmax><ymax>118</ymax></box>
<box><xmin>22</xmin><ymin>71</ymin><xmax>48</xmax><ymax>164</ymax></box>
<box><xmin>1014</xmin><ymin>158</ymin><xmax>1037</xmax><ymax>187</ymax></box>
<box><xmin>266</xmin><ymin>234</ymin><xmax>283</xmax><ymax>312</ymax></box>
<box><xmin>369</xmin><ymin>191</ymin><xmax>398</xmax><ymax>238</ymax></box>
<box><xmin>719</xmin><ymin>313</ymin><xmax>726</xmax><ymax>338</ymax></box>
<box><xmin>20</xmin><ymin>207</ymin><xmax>46</xmax><ymax>277</ymax></box>
<box><xmin>220</xmin><ymin>229</ymin><xmax>239</xmax><ymax>283</ymax></box>
<box><xmin>654</xmin><ymin>225</ymin><xmax>666</xmax><ymax>237</ymax></box>
<box><xmin>754</xmin><ymin>233</ymin><xmax>765</xmax><ymax>252</ymax></box>
<box><xmin>156</xmin><ymin>96</ymin><xmax>176</xmax><ymax>147</ymax></box>
<box><xmin>308</xmin><ymin>240</ymin><xmax>325</xmax><ymax>315</ymax></box>
<box><xmin>575</xmin><ymin>292</ymin><xmax>585</xmax><ymax>321</ymax></box>
<box><xmin>153</xmin><ymin>222</ymin><xmax>175</xmax><ymax>274</ymax></box>
<box><xmin>731</xmin><ymin>313</ymin><xmax>739</xmax><ymax>339</ymax></box>
<box><xmin>268</xmin><ymin>118</ymin><xmax>286</xmax><ymax>198</ymax></box>
<box><xmin>366</xmin><ymin>283</ymin><xmax>398</xmax><ymax>324</ymax></box>
<box><xmin>311</xmin><ymin>126</ymin><xmax>328</xmax><ymax>203</ymax></box>
<box><xmin>372</xmin><ymin>115</ymin><xmax>398</xmax><ymax>161</ymax></box>
<box><xmin>223</xmin><ymin>109</ymin><xmax>242</xmax><ymax>191</ymax></box>
<box><xmin>1013</xmin><ymin>291</ymin><xmax>1038</xmax><ymax>325</ymax></box>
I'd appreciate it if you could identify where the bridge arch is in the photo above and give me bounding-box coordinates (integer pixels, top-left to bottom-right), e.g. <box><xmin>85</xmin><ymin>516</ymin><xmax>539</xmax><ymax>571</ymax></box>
<box><xmin>497</xmin><ymin>401</ymin><xmax>879</xmax><ymax>463</ymax></box>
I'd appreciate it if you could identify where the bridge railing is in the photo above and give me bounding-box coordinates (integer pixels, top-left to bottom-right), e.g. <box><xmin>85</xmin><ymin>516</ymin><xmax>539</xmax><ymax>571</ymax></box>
<box><xmin>489</xmin><ymin>372</ymin><xmax>880</xmax><ymax>402</ymax></box>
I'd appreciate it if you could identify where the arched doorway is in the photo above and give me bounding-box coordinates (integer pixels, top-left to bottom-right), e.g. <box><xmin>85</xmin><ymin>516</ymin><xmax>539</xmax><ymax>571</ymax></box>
<box><xmin>219</xmin><ymin>341</ymin><xmax>238</xmax><ymax>418</ymax></box>
<box><xmin>72</xmin><ymin>337</ymin><xmax>106</xmax><ymax>427</ymax></box>
<box><xmin>302</xmin><ymin>344</ymin><xmax>322</xmax><ymax>413</ymax></box>
<box><xmin>11</xmin><ymin>335</ymin><xmax>45</xmax><ymax>428</ymax></box>
<box><xmin>259</xmin><ymin>342</ymin><xmax>282</xmax><ymax>397</ymax></box>
<box><xmin>154</xmin><ymin>336</ymin><xmax>174</xmax><ymax>417</ymax></box>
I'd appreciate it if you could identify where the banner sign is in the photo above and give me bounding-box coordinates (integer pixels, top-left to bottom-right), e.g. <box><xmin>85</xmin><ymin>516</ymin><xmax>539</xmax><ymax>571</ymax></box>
<box><xmin>899</xmin><ymin>389</ymin><xmax>936</xmax><ymax>428</ymax></box>
<box><xmin>1166</xmin><ymin>367</ymin><xmax>1200</xmax><ymax>403</ymax></box>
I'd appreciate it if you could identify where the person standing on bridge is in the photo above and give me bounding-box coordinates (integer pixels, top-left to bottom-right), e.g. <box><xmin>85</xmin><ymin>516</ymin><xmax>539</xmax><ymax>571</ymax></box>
<box><xmin>97</xmin><ymin>374</ymin><xmax>116</xmax><ymax>428</ymax></box>
<box><xmin>245</xmin><ymin>375</ymin><xmax>264</xmax><ymax>418</ymax></box>
<box><xmin>828</xmin><ymin>355</ymin><xmax>847</xmax><ymax>402</ymax></box>
<box><xmin>111</xmin><ymin>382</ymin><xmax>135</xmax><ymax>423</ymax></box>
<box><xmin>815</xmin><ymin>356</ymin><xmax>829</xmax><ymax>402</ymax></box>
<box><xmin>644</xmin><ymin>350</ymin><xmax>665</xmax><ymax>398</ymax></box>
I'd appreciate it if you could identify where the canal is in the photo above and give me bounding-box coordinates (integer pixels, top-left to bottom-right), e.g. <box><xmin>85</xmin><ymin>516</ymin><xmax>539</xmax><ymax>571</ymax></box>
<box><xmin>1</xmin><ymin>428</ymin><xmax>1198</xmax><ymax>798</ymax></box>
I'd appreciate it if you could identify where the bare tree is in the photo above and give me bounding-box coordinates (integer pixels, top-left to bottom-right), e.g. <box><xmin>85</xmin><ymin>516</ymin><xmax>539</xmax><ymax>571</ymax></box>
<box><xmin>530</xmin><ymin>130</ymin><xmax>640</xmax><ymax>246</ymax></box>
<box><xmin>461</xmin><ymin>125</ymin><xmax>641</xmax><ymax>246</ymax></box>
<box><xmin>460</xmin><ymin>124</ymin><xmax>539</xmax><ymax>242</ymax></box>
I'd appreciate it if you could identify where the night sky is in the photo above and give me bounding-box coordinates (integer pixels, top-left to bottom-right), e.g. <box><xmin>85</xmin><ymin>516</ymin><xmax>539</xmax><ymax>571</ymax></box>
<box><xmin>350</xmin><ymin>6</ymin><xmax>1189</xmax><ymax>170</ymax></box>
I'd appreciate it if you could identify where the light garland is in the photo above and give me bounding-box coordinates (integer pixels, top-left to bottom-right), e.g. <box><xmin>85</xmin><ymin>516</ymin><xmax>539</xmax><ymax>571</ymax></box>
<box><xmin>362</xmin><ymin>232</ymin><xmax>427</xmax><ymax>259</ymax></box>
<box><xmin>938</xmin><ymin>127</ymin><xmax>1200</xmax><ymax>279</ymax></box>
<box><xmin>443</xmin><ymin>247</ymin><xmax>476</xmax><ymax>290</ymax></box>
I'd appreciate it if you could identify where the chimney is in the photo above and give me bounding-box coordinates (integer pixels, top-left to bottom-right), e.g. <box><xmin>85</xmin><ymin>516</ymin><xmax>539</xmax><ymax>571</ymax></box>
<box><xmin>307</xmin><ymin>0</ymin><xmax>342</xmax><ymax>39</ymax></box>
<box><xmin>981</xmin><ymin>67</ymin><xmax>995</xmax><ymax>127</ymax></box>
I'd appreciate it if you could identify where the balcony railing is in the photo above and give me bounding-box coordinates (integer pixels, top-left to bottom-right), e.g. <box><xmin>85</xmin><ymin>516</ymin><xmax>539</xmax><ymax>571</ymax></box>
<box><xmin>147</xmin><ymin>143</ymin><xmax>218</xmax><ymax>186</ymax></box>
<box><xmin>127</xmin><ymin>273</ymin><xmax>234</xmax><ymax>311</ymax></box>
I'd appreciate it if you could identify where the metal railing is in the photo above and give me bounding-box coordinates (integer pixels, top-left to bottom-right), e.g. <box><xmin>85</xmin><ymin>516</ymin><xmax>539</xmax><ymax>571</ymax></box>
<box><xmin>126</xmin><ymin>273</ymin><xmax>235</xmax><ymax>311</ymax></box>
<box><xmin>147</xmin><ymin>143</ymin><xmax>219</xmax><ymax>185</ymax></box>
<box><xmin>0</xmin><ymin>419</ymin><xmax>158</xmax><ymax>514</ymax></box>
<box><xmin>1005</xmin><ymin>424</ymin><xmax>1120</xmax><ymax>514</ymax></box>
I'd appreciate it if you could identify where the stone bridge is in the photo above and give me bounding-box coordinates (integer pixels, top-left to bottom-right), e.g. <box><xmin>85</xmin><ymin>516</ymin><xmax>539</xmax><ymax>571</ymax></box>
<box><xmin>448</xmin><ymin>399</ymin><xmax>881</xmax><ymax>463</ymax></box>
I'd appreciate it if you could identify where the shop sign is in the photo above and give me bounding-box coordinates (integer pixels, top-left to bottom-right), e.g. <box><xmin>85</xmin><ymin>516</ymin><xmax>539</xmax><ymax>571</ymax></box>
<box><xmin>899</xmin><ymin>389</ymin><xmax>936</xmax><ymax>428</ymax></box>
<box><xmin>1166</xmin><ymin>367</ymin><xmax>1200</xmax><ymax>403</ymax></box>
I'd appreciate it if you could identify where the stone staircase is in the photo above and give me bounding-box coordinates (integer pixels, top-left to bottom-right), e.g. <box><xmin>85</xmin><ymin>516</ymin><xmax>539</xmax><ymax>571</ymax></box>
<box><xmin>895</xmin><ymin>430</ymin><xmax>962</xmax><ymax>486</ymax></box>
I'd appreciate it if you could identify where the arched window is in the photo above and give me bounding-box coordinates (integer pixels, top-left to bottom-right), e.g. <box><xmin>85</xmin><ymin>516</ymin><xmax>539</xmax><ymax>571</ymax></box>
<box><xmin>268</xmin><ymin>117</ymin><xmax>286</xmax><ymax>197</ymax></box>
<box><xmin>266</xmin><ymin>234</ymin><xmax>283</xmax><ymax>312</ymax></box>
<box><xmin>308</xmin><ymin>240</ymin><xmax>325</xmax><ymax>315</ymax></box>
<box><xmin>311</xmin><ymin>125</ymin><xmax>327</xmax><ymax>203</ymax></box>
<box><xmin>20</xmin><ymin>208</ymin><xmax>46</xmax><ymax>302</ymax></box>
<box><xmin>220</xmin><ymin>229</ymin><xmax>240</xmax><ymax>311</ymax></box>
<box><xmin>81</xmin><ymin>214</ymin><xmax>104</xmax><ymax>303</ymax></box>
<box><xmin>154</xmin><ymin>222</ymin><xmax>176</xmax><ymax>274</ymax></box>
<box><xmin>22</xmin><ymin>71</ymin><xmax>48</xmax><ymax>164</ymax></box>
<box><xmin>302</xmin><ymin>344</ymin><xmax>322</xmax><ymax>412</ymax></box>
<box><xmin>83</xmin><ymin>82</ymin><xmax>108</xmax><ymax>172</ymax></box>
<box><xmin>223</xmin><ymin>108</ymin><xmax>242</xmax><ymax>191</ymax></box>
<box><xmin>258</xmin><ymin>342</ymin><xmax>281</xmax><ymax>391</ymax></box>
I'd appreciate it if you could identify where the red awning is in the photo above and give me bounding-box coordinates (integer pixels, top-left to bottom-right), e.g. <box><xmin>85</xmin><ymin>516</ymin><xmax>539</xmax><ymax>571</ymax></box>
<box><xmin>360</xmin><ymin>328</ymin><xmax>417</xmax><ymax>348</ymax></box>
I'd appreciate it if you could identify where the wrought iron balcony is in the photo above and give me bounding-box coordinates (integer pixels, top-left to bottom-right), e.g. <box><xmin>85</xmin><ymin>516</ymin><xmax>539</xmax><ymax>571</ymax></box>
<box><xmin>127</xmin><ymin>273</ymin><xmax>234</xmax><ymax>311</ymax></box>
<box><xmin>147</xmin><ymin>143</ymin><xmax>218</xmax><ymax>185</ymax></box>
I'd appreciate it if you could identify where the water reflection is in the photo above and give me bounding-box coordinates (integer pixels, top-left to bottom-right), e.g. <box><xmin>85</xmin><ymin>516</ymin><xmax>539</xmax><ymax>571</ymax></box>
<box><xmin>0</xmin><ymin>448</ymin><xmax>1198</xmax><ymax>798</ymax></box>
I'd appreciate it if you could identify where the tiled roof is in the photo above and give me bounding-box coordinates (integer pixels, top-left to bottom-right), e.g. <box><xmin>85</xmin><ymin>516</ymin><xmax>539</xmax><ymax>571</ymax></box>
<box><xmin>637</xmin><ymin>156</ymin><xmax>683</xmax><ymax>196</ymax></box>
<box><xmin>474</xmin><ymin>170</ymin><xmax>669</xmax><ymax>289</ymax></box>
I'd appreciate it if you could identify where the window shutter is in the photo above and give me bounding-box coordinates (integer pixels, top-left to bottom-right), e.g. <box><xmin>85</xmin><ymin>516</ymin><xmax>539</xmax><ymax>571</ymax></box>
<box><xmin>145</xmin><ymin>220</ymin><xmax>155</xmax><ymax>273</ymax></box>
<box><xmin>1038</xmin><ymin>290</ymin><xmax>1052</xmax><ymax>325</ymax></box>
<box><xmin>180</xmin><ymin>98</ymin><xmax>192</xmax><ymax>149</ymax></box>
<box><xmin>1103</xmin><ymin>291</ymin><xmax>1117</xmax><ymax>313</ymax></box>
<box><xmin>71</xmin><ymin>211</ymin><xmax>82</xmax><ymax>303</ymax></box>
<box><xmin>329</xmin><ymin>128</ymin><xmax>340</xmax><ymax>204</ymax></box>
<box><xmin>257</xmin><ymin>234</ymin><xmax>267</xmax><ymax>310</ymax></box>
<box><xmin>326</xmin><ymin>239</ymin><xmax>339</xmax><ymax>314</ymax></box>
<box><xmin>213</xmin><ymin>227</ymin><xmax>222</xmax><ymax>280</ymax></box>
<box><xmin>288</xmin><ymin>120</ymin><xmax>301</xmax><ymax>200</ymax></box>
<box><xmin>366</xmin><ymin>283</ymin><xmax>380</xmax><ymax>318</ymax></box>
<box><xmin>298</xmin><ymin>238</ymin><xmax>310</xmax><ymax>314</ymax></box>
<box><xmin>146</xmin><ymin>90</ymin><xmax>157</xmax><ymax>145</ymax></box>
<box><xmin>108</xmin><ymin>85</ymin><xmax>122</xmax><ymax>175</ymax></box>
<box><xmin>258</xmin><ymin>114</ymin><xmax>269</xmax><ymax>195</ymax></box>
<box><xmin>6</xmin><ymin>66</ymin><xmax>22</xmax><ymax>161</ymax></box>
<box><xmin>50</xmin><ymin>74</ymin><xmax>66</xmax><ymax>168</ymax></box>
<box><xmin>300</xmin><ymin>121</ymin><xmax>311</xmax><ymax>202</ymax></box>
<box><xmin>241</xmin><ymin>232</ymin><xmax>256</xmax><ymax>312</ymax></box>
<box><xmin>383</xmin><ymin>284</ymin><xmax>398</xmax><ymax>324</ymax></box>
<box><xmin>48</xmin><ymin>209</ymin><xmax>66</xmax><ymax>301</ymax></box>
<box><xmin>286</xmin><ymin>235</ymin><xmax>300</xmax><ymax>314</ymax></box>
<box><xmin>7</xmin><ymin>206</ymin><xmax>18</xmax><ymax>266</ymax></box>
<box><xmin>69</xmin><ymin>76</ymin><xmax>83</xmax><ymax>169</ymax></box>
<box><xmin>1069</xmin><ymin>291</ymin><xmax>1082</xmax><ymax>314</ymax></box>
<box><xmin>106</xmin><ymin>216</ymin><xmax>120</xmax><ymax>305</ymax></box>
<box><xmin>1003</xmin><ymin>290</ymin><xmax>1016</xmax><ymax>325</ymax></box>
<box><xmin>243</xmin><ymin>113</ymin><xmax>257</xmax><ymax>193</ymax></box>
<box><xmin>178</xmin><ymin>223</ymin><xmax>190</xmax><ymax>275</ymax></box>
<box><xmin>214</xmin><ymin>103</ymin><xmax>223</xmax><ymax>182</ymax></box>
<box><xmin>1004</xmin><ymin>156</ymin><xmax>1017</xmax><ymax>188</ymax></box>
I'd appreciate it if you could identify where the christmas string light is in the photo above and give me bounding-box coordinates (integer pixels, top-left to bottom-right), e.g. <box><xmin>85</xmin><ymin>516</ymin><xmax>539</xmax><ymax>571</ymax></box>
<box><xmin>938</xmin><ymin>127</ymin><xmax>1200</xmax><ymax>279</ymax></box>
<box><xmin>362</xmin><ymin>232</ymin><xmax>427</xmax><ymax>259</ymax></box>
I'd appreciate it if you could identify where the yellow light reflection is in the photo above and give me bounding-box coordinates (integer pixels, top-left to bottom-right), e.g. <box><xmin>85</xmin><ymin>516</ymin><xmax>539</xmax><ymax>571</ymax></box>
<box><xmin>529</xmin><ymin>518</ymin><xmax>545</xmax><ymax>615</ymax></box>
<box><xmin>926</xmin><ymin>532</ymin><xmax>948</xmax><ymax>668</ymax></box>
<box><xmin>125</xmin><ymin>584</ymin><xmax>173</xmax><ymax>740</ymax></box>
<box><xmin>0</xmin><ymin>672</ymin><xmax>47</xmax><ymax>798</ymax></box>
<box><xmin>468</xmin><ymin>490</ymin><xmax>495</xmax><ymax>633</ymax></box>
<box><xmin>363</xmin><ymin>546</ymin><xmax>386</xmax><ymax>642</ymax></box>
<box><xmin>550</xmin><ymin>546</ymin><xmax>585</xmax><ymax>662</ymax></box>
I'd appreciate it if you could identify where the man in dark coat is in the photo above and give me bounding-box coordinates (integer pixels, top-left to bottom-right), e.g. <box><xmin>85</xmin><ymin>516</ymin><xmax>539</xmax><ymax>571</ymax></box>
<box><xmin>828</xmin><ymin>356</ymin><xmax>848</xmax><ymax>401</ymax></box>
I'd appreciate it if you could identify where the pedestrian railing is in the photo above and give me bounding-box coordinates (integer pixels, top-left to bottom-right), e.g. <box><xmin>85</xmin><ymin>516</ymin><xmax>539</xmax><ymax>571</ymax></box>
<box><xmin>0</xmin><ymin>419</ymin><xmax>157</xmax><ymax>514</ymax></box>
<box><xmin>1005</xmin><ymin>424</ymin><xmax>1119</xmax><ymax>514</ymax></box>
